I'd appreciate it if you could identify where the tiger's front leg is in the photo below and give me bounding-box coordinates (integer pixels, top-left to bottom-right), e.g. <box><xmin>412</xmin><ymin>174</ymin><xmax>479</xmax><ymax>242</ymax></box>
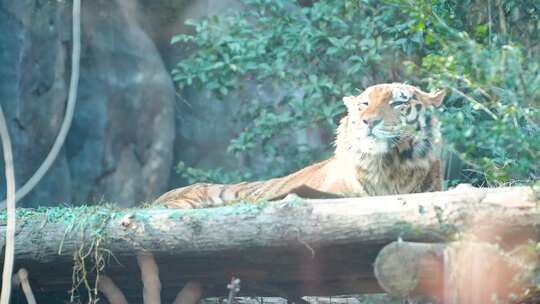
<box><xmin>419</xmin><ymin>159</ymin><xmax>443</xmax><ymax>193</ymax></box>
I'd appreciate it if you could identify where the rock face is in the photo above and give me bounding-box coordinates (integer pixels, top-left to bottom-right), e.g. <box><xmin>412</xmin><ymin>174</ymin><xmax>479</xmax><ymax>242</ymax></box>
<box><xmin>0</xmin><ymin>0</ymin><xmax>280</xmax><ymax>207</ymax></box>
<box><xmin>0</xmin><ymin>1</ymin><xmax>72</xmax><ymax>206</ymax></box>
<box><xmin>140</xmin><ymin>0</ymin><xmax>249</xmax><ymax>178</ymax></box>
<box><xmin>0</xmin><ymin>0</ymin><xmax>175</xmax><ymax>207</ymax></box>
<box><xmin>68</xmin><ymin>0</ymin><xmax>175</xmax><ymax>207</ymax></box>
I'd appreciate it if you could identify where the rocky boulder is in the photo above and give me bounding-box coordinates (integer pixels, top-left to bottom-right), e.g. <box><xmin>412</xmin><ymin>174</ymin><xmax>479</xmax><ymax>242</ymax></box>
<box><xmin>0</xmin><ymin>0</ymin><xmax>175</xmax><ymax>207</ymax></box>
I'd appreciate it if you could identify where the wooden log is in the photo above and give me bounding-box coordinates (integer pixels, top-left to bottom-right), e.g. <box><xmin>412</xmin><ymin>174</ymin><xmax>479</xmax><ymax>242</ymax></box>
<box><xmin>374</xmin><ymin>241</ymin><xmax>536</xmax><ymax>303</ymax></box>
<box><xmin>0</xmin><ymin>186</ymin><xmax>538</xmax><ymax>303</ymax></box>
<box><xmin>374</xmin><ymin>242</ymin><xmax>445</xmax><ymax>298</ymax></box>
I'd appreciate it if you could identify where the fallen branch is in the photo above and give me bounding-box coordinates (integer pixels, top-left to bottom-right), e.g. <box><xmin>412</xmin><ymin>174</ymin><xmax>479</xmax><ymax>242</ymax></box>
<box><xmin>12</xmin><ymin>268</ymin><xmax>37</xmax><ymax>304</ymax></box>
<box><xmin>172</xmin><ymin>281</ymin><xmax>202</xmax><ymax>304</ymax></box>
<box><xmin>97</xmin><ymin>275</ymin><xmax>127</xmax><ymax>304</ymax></box>
<box><xmin>137</xmin><ymin>252</ymin><xmax>161</xmax><ymax>304</ymax></box>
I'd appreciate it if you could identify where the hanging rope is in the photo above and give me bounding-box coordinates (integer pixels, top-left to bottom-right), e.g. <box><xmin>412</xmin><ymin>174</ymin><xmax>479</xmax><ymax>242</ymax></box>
<box><xmin>0</xmin><ymin>0</ymin><xmax>81</xmax><ymax>301</ymax></box>
<box><xmin>0</xmin><ymin>101</ymin><xmax>17</xmax><ymax>303</ymax></box>
<box><xmin>0</xmin><ymin>0</ymin><xmax>81</xmax><ymax>208</ymax></box>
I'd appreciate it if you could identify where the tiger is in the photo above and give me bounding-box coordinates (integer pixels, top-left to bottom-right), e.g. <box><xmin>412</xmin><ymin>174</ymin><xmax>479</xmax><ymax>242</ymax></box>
<box><xmin>155</xmin><ymin>82</ymin><xmax>445</xmax><ymax>209</ymax></box>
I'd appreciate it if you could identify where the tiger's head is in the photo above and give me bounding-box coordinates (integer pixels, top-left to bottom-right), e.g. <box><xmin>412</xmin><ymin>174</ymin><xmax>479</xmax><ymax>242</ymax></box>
<box><xmin>337</xmin><ymin>83</ymin><xmax>445</xmax><ymax>157</ymax></box>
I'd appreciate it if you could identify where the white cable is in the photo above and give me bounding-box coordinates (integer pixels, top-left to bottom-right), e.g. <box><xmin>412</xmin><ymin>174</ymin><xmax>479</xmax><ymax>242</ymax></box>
<box><xmin>0</xmin><ymin>103</ymin><xmax>17</xmax><ymax>303</ymax></box>
<box><xmin>0</xmin><ymin>0</ymin><xmax>81</xmax><ymax>208</ymax></box>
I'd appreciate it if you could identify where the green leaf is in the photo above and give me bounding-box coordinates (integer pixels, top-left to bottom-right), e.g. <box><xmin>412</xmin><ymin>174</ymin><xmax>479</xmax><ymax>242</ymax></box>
<box><xmin>171</xmin><ymin>35</ymin><xmax>191</xmax><ymax>44</ymax></box>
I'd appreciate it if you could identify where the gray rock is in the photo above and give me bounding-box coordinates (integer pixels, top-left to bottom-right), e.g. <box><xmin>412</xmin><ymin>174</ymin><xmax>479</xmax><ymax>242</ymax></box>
<box><xmin>67</xmin><ymin>0</ymin><xmax>175</xmax><ymax>207</ymax></box>
<box><xmin>0</xmin><ymin>0</ymin><xmax>71</xmax><ymax>207</ymax></box>
<box><xmin>0</xmin><ymin>0</ymin><xmax>175</xmax><ymax>207</ymax></box>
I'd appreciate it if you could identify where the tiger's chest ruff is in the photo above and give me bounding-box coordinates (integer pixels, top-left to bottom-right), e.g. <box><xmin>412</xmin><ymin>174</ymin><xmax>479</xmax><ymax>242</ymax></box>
<box><xmin>322</xmin><ymin>149</ymin><xmax>433</xmax><ymax>196</ymax></box>
<box><xmin>355</xmin><ymin>156</ymin><xmax>431</xmax><ymax>196</ymax></box>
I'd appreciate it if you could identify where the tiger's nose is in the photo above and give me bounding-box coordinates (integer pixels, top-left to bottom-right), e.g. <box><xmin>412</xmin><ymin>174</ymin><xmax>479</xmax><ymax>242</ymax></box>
<box><xmin>363</xmin><ymin>118</ymin><xmax>382</xmax><ymax>129</ymax></box>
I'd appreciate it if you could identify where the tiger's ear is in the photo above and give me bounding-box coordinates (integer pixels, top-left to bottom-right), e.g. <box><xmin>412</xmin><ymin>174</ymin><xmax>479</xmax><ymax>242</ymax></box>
<box><xmin>414</xmin><ymin>88</ymin><xmax>445</xmax><ymax>107</ymax></box>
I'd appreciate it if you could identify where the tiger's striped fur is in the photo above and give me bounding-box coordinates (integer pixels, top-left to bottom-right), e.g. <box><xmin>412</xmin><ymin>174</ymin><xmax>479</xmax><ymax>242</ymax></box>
<box><xmin>155</xmin><ymin>83</ymin><xmax>445</xmax><ymax>209</ymax></box>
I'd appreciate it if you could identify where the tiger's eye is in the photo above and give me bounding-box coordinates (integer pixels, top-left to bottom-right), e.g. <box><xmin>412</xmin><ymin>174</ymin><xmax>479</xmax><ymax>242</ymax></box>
<box><xmin>389</xmin><ymin>100</ymin><xmax>407</xmax><ymax>107</ymax></box>
<box><xmin>400</xmin><ymin>106</ymin><xmax>408</xmax><ymax>114</ymax></box>
<box><xmin>358</xmin><ymin>102</ymin><xmax>368</xmax><ymax>110</ymax></box>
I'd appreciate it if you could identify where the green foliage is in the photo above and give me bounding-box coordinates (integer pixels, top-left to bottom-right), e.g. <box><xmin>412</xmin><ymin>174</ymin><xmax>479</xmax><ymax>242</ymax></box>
<box><xmin>399</xmin><ymin>0</ymin><xmax>540</xmax><ymax>185</ymax></box>
<box><xmin>171</xmin><ymin>0</ymin><xmax>539</xmax><ymax>186</ymax></box>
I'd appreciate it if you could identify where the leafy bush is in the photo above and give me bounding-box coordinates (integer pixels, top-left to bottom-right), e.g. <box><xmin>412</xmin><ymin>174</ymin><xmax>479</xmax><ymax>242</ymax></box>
<box><xmin>399</xmin><ymin>0</ymin><xmax>540</xmax><ymax>185</ymax></box>
<box><xmin>171</xmin><ymin>0</ymin><xmax>539</xmax><ymax>186</ymax></box>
